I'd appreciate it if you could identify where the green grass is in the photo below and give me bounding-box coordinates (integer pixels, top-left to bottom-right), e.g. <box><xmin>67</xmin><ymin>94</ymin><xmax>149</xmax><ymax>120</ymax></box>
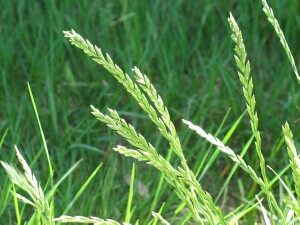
<box><xmin>1</xmin><ymin>0</ymin><xmax>300</xmax><ymax>224</ymax></box>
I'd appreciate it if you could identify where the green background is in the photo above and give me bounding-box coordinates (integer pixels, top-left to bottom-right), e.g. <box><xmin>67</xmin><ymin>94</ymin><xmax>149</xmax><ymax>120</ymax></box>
<box><xmin>1</xmin><ymin>0</ymin><xmax>300</xmax><ymax>223</ymax></box>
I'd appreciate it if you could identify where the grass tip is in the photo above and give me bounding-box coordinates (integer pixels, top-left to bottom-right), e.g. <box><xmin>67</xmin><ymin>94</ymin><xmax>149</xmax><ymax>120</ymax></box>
<box><xmin>90</xmin><ymin>105</ymin><xmax>98</xmax><ymax>112</ymax></box>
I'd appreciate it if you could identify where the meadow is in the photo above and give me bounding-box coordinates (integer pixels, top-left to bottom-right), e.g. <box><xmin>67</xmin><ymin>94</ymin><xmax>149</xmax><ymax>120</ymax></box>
<box><xmin>1</xmin><ymin>0</ymin><xmax>300</xmax><ymax>224</ymax></box>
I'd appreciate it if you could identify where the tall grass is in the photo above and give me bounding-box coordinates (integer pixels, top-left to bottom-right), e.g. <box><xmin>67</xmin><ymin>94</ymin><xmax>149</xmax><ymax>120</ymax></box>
<box><xmin>1</xmin><ymin>0</ymin><xmax>300</xmax><ymax>224</ymax></box>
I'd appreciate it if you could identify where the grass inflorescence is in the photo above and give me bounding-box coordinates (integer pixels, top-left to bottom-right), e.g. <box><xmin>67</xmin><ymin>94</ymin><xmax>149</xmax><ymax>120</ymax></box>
<box><xmin>1</xmin><ymin>0</ymin><xmax>300</xmax><ymax>224</ymax></box>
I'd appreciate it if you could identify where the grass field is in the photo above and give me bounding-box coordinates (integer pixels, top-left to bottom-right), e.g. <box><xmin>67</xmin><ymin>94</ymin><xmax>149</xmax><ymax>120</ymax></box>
<box><xmin>1</xmin><ymin>0</ymin><xmax>300</xmax><ymax>224</ymax></box>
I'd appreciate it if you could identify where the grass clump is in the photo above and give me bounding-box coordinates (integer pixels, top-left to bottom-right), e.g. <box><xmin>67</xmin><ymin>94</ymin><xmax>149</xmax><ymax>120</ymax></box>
<box><xmin>1</xmin><ymin>0</ymin><xmax>300</xmax><ymax>224</ymax></box>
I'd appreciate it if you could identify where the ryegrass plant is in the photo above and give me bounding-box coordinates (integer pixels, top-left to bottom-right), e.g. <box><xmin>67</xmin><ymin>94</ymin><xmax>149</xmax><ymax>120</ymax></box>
<box><xmin>261</xmin><ymin>0</ymin><xmax>300</xmax><ymax>84</ymax></box>
<box><xmin>227</xmin><ymin>11</ymin><xmax>283</xmax><ymax>222</ymax></box>
<box><xmin>63</xmin><ymin>29</ymin><xmax>228</xmax><ymax>224</ymax></box>
<box><xmin>1</xmin><ymin>146</ymin><xmax>54</xmax><ymax>225</ymax></box>
<box><xmin>1</xmin><ymin>0</ymin><xmax>300</xmax><ymax>224</ymax></box>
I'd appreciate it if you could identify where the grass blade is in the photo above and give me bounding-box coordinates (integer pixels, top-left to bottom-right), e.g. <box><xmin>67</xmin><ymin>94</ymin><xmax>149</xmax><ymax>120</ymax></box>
<box><xmin>62</xmin><ymin>163</ymin><xmax>103</xmax><ymax>215</ymax></box>
<box><xmin>125</xmin><ymin>163</ymin><xmax>135</xmax><ymax>223</ymax></box>
<box><xmin>27</xmin><ymin>83</ymin><xmax>54</xmax><ymax>183</ymax></box>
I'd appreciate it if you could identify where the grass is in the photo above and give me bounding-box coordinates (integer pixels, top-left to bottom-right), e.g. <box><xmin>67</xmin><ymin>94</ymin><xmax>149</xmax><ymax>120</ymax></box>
<box><xmin>1</xmin><ymin>0</ymin><xmax>300</xmax><ymax>224</ymax></box>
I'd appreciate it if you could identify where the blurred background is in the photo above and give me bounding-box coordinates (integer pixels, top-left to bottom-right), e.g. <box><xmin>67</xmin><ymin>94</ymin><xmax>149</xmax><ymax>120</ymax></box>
<box><xmin>1</xmin><ymin>0</ymin><xmax>300</xmax><ymax>223</ymax></box>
